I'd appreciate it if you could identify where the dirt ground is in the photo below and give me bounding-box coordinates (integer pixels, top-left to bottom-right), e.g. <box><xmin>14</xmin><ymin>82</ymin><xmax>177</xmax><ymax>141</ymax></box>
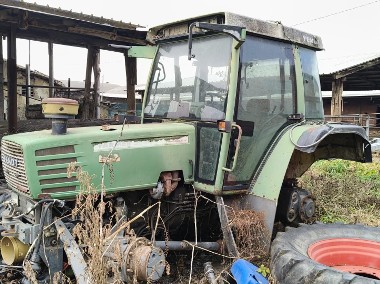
<box><xmin>158</xmin><ymin>251</ymin><xmax>236</xmax><ymax>284</ymax></box>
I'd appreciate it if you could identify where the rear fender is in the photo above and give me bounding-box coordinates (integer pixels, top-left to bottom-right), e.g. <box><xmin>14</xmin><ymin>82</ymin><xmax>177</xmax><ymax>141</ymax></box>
<box><xmin>286</xmin><ymin>123</ymin><xmax>371</xmax><ymax>178</ymax></box>
<box><xmin>223</xmin><ymin>123</ymin><xmax>371</xmax><ymax>237</ymax></box>
<box><xmin>295</xmin><ymin>123</ymin><xmax>371</xmax><ymax>159</ymax></box>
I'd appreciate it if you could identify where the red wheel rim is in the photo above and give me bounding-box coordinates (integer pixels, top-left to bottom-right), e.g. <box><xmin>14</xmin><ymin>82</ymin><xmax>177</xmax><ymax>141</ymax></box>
<box><xmin>308</xmin><ymin>238</ymin><xmax>380</xmax><ymax>279</ymax></box>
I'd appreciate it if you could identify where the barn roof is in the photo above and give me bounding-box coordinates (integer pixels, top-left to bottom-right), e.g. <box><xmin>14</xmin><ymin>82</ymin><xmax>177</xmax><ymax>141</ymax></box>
<box><xmin>0</xmin><ymin>0</ymin><xmax>147</xmax><ymax>51</ymax></box>
<box><xmin>320</xmin><ymin>55</ymin><xmax>380</xmax><ymax>91</ymax></box>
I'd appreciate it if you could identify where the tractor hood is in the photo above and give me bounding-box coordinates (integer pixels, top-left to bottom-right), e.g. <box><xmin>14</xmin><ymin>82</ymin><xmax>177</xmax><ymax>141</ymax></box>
<box><xmin>1</xmin><ymin>122</ymin><xmax>196</xmax><ymax>199</ymax></box>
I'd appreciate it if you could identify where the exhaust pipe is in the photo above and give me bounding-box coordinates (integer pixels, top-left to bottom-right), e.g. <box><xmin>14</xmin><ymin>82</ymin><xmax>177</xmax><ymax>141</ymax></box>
<box><xmin>1</xmin><ymin>236</ymin><xmax>30</xmax><ymax>265</ymax></box>
<box><xmin>42</xmin><ymin>98</ymin><xmax>79</xmax><ymax>135</ymax></box>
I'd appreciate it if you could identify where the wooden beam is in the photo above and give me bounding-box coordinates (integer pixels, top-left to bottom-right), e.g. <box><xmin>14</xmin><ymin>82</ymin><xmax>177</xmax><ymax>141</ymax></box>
<box><xmin>0</xmin><ymin>9</ymin><xmax>146</xmax><ymax>46</ymax></box>
<box><xmin>83</xmin><ymin>46</ymin><xmax>94</xmax><ymax>120</ymax></box>
<box><xmin>25</xmin><ymin>63</ymin><xmax>30</xmax><ymax>107</ymax></box>
<box><xmin>7</xmin><ymin>25</ymin><xmax>17</xmax><ymax>133</ymax></box>
<box><xmin>48</xmin><ymin>42</ymin><xmax>54</xmax><ymax>97</ymax></box>
<box><xmin>331</xmin><ymin>78</ymin><xmax>344</xmax><ymax>119</ymax></box>
<box><xmin>125</xmin><ymin>55</ymin><xmax>136</xmax><ymax>113</ymax></box>
<box><xmin>0</xmin><ymin>26</ymin><xmax>146</xmax><ymax>52</ymax></box>
<box><xmin>92</xmin><ymin>48</ymin><xmax>100</xmax><ymax>118</ymax></box>
<box><xmin>0</xmin><ymin>37</ymin><xmax>4</xmax><ymax>120</ymax></box>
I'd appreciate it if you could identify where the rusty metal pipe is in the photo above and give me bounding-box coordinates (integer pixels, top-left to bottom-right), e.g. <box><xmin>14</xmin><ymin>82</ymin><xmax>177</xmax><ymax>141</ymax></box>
<box><xmin>154</xmin><ymin>241</ymin><xmax>221</xmax><ymax>251</ymax></box>
<box><xmin>204</xmin><ymin>262</ymin><xmax>217</xmax><ymax>284</ymax></box>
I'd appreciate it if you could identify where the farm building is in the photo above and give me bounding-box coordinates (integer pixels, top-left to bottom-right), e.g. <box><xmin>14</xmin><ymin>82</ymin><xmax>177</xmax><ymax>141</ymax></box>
<box><xmin>320</xmin><ymin>55</ymin><xmax>380</xmax><ymax>127</ymax></box>
<box><xmin>2</xmin><ymin>62</ymin><xmax>63</xmax><ymax>120</ymax></box>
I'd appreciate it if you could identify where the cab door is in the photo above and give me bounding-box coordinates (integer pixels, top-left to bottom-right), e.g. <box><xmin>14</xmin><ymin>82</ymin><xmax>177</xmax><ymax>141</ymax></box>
<box><xmin>223</xmin><ymin>36</ymin><xmax>297</xmax><ymax>190</ymax></box>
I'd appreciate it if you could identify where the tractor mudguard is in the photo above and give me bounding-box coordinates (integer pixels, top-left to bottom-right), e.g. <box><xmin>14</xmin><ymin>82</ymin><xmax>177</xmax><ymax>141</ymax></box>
<box><xmin>224</xmin><ymin>122</ymin><xmax>372</xmax><ymax>238</ymax></box>
<box><xmin>295</xmin><ymin>123</ymin><xmax>371</xmax><ymax>162</ymax></box>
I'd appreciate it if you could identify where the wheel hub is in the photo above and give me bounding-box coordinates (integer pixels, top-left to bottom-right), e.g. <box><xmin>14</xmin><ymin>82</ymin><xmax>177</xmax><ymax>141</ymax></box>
<box><xmin>308</xmin><ymin>238</ymin><xmax>380</xmax><ymax>279</ymax></box>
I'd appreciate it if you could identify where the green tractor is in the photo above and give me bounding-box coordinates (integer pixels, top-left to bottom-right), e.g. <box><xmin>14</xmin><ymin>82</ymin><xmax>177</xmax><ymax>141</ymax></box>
<box><xmin>0</xmin><ymin>12</ymin><xmax>378</xmax><ymax>283</ymax></box>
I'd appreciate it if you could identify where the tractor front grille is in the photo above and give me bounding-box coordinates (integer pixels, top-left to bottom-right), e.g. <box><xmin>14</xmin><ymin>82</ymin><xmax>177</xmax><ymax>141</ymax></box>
<box><xmin>1</xmin><ymin>140</ymin><xmax>29</xmax><ymax>194</ymax></box>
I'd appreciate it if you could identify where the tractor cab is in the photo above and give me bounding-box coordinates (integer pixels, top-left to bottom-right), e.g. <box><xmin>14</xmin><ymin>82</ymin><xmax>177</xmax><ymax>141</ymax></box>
<box><xmin>141</xmin><ymin>13</ymin><xmax>336</xmax><ymax>195</ymax></box>
<box><xmin>139</xmin><ymin>13</ymin><xmax>370</xmax><ymax>233</ymax></box>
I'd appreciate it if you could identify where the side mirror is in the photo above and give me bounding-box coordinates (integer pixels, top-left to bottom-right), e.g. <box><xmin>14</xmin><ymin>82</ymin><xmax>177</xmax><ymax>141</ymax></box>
<box><xmin>188</xmin><ymin>22</ymin><xmax>246</xmax><ymax>60</ymax></box>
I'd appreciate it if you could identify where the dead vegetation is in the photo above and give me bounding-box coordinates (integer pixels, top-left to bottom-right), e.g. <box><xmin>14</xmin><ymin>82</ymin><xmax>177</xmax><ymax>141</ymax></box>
<box><xmin>66</xmin><ymin>163</ymin><xmax>164</xmax><ymax>283</ymax></box>
<box><xmin>64</xmin><ymin>167</ymin><xmax>273</xmax><ymax>283</ymax></box>
<box><xmin>231</xmin><ymin>210</ymin><xmax>270</xmax><ymax>265</ymax></box>
<box><xmin>25</xmin><ymin>157</ymin><xmax>380</xmax><ymax>283</ymax></box>
<box><xmin>68</xmin><ymin>164</ymin><xmax>118</xmax><ymax>284</ymax></box>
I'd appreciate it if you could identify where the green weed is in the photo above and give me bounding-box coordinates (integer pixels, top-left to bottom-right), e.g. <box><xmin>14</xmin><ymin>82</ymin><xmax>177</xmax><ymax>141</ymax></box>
<box><xmin>299</xmin><ymin>159</ymin><xmax>380</xmax><ymax>226</ymax></box>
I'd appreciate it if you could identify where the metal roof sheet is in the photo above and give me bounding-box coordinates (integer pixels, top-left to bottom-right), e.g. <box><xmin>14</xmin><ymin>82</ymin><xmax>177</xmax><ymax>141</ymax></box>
<box><xmin>0</xmin><ymin>0</ymin><xmax>147</xmax><ymax>51</ymax></box>
<box><xmin>0</xmin><ymin>0</ymin><xmax>143</xmax><ymax>29</ymax></box>
<box><xmin>320</xmin><ymin>56</ymin><xmax>380</xmax><ymax>91</ymax></box>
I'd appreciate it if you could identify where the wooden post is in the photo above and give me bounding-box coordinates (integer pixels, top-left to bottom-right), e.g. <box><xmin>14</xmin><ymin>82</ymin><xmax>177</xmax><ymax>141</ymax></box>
<box><xmin>0</xmin><ymin>37</ymin><xmax>4</xmax><ymax>121</ymax></box>
<box><xmin>7</xmin><ymin>25</ymin><xmax>17</xmax><ymax>133</ymax></box>
<box><xmin>25</xmin><ymin>64</ymin><xmax>30</xmax><ymax>108</ymax></box>
<box><xmin>124</xmin><ymin>54</ymin><xmax>136</xmax><ymax>114</ymax></box>
<box><xmin>83</xmin><ymin>46</ymin><xmax>94</xmax><ymax>120</ymax></box>
<box><xmin>92</xmin><ymin>48</ymin><xmax>100</xmax><ymax>118</ymax></box>
<box><xmin>48</xmin><ymin>42</ymin><xmax>54</xmax><ymax>97</ymax></box>
<box><xmin>331</xmin><ymin>77</ymin><xmax>344</xmax><ymax>121</ymax></box>
<box><xmin>68</xmin><ymin>78</ymin><xmax>71</xmax><ymax>98</ymax></box>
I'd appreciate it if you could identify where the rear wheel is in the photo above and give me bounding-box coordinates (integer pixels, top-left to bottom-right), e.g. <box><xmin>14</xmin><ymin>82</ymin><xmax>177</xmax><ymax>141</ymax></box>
<box><xmin>270</xmin><ymin>223</ymin><xmax>380</xmax><ymax>284</ymax></box>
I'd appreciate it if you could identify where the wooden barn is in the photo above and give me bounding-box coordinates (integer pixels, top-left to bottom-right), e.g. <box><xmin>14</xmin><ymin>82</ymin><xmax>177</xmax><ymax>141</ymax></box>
<box><xmin>320</xmin><ymin>56</ymin><xmax>380</xmax><ymax>126</ymax></box>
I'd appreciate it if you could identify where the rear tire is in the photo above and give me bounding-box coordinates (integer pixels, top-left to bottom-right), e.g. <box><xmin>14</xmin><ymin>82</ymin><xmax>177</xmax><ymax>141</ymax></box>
<box><xmin>270</xmin><ymin>223</ymin><xmax>380</xmax><ymax>284</ymax></box>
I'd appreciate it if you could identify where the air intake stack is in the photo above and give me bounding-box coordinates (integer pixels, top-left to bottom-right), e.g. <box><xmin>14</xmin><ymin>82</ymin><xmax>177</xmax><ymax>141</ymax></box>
<box><xmin>42</xmin><ymin>98</ymin><xmax>79</xmax><ymax>135</ymax></box>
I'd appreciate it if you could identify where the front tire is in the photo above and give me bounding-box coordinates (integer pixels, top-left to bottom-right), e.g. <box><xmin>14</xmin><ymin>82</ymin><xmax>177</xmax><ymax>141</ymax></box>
<box><xmin>270</xmin><ymin>223</ymin><xmax>380</xmax><ymax>283</ymax></box>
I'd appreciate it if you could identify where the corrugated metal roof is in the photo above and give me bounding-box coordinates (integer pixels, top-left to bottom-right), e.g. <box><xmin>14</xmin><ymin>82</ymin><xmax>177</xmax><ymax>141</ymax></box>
<box><xmin>0</xmin><ymin>0</ymin><xmax>147</xmax><ymax>51</ymax></box>
<box><xmin>321</xmin><ymin>54</ymin><xmax>380</xmax><ymax>76</ymax></box>
<box><xmin>320</xmin><ymin>55</ymin><xmax>380</xmax><ymax>91</ymax></box>
<box><xmin>0</xmin><ymin>0</ymin><xmax>143</xmax><ymax>29</ymax></box>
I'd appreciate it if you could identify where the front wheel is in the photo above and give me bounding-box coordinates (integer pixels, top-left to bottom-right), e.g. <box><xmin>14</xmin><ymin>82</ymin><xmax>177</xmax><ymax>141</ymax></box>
<box><xmin>270</xmin><ymin>223</ymin><xmax>380</xmax><ymax>283</ymax></box>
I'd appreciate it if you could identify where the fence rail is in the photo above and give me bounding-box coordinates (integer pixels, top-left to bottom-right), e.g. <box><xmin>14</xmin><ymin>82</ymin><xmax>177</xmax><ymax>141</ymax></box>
<box><xmin>324</xmin><ymin>114</ymin><xmax>370</xmax><ymax>137</ymax></box>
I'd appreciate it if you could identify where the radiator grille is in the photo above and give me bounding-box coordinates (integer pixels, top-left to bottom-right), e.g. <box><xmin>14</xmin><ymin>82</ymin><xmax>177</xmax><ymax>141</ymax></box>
<box><xmin>1</xmin><ymin>140</ymin><xmax>29</xmax><ymax>194</ymax></box>
<box><xmin>35</xmin><ymin>145</ymin><xmax>75</xmax><ymax>156</ymax></box>
<box><xmin>1</xmin><ymin>141</ymin><xmax>79</xmax><ymax>197</ymax></box>
<box><xmin>36</xmin><ymin>145</ymin><xmax>78</xmax><ymax>193</ymax></box>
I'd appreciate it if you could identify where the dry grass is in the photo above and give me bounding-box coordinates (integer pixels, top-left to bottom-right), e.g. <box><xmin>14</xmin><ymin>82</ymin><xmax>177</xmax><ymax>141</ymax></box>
<box><xmin>231</xmin><ymin>210</ymin><xmax>270</xmax><ymax>265</ymax></box>
<box><xmin>67</xmin><ymin>163</ymin><xmax>124</xmax><ymax>284</ymax></box>
<box><xmin>65</xmin><ymin>170</ymin><xmax>272</xmax><ymax>283</ymax></box>
<box><xmin>32</xmin><ymin>157</ymin><xmax>378</xmax><ymax>283</ymax></box>
<box><xmin>24</xmin><ymin>157</ymin><xmax>379</xmax><ymax>284</ymax></box>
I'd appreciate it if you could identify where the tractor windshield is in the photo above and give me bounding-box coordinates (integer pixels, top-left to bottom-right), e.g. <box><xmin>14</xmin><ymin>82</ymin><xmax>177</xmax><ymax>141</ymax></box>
<box><xmin>144</xmin><ymin>35</ymin><xmax>232</xmax><ymax>122</ymax></box>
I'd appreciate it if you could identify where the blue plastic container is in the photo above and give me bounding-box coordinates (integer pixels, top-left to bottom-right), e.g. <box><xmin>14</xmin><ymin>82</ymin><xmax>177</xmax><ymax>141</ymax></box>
<box><xmin>231</xmin><ymin>259</ymin><xmax>269</xmax><ymax>284</ymax></box>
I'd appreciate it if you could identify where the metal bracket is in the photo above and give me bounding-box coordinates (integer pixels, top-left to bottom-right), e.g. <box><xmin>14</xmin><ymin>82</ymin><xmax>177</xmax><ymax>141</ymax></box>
<box><xmin>127</xmin><ymin>45</ymin><xmax>157</xmax><ymax>59</ymax></box>
<box><xmin>215</xmin><ymin>196</ymin><xmax>239</xmax><ymax>257</ymax></box>
<box><xmin>55</xmin><ymin>219</ymin><xmax>89</xmax><ymax>284</ymax></box>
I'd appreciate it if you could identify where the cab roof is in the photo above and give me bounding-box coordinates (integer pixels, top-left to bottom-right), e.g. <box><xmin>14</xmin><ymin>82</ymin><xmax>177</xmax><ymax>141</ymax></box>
<box><xmin>148</xmin><ymin>12</ymin><xmax>323</xmax><ymax>50</ymax></box>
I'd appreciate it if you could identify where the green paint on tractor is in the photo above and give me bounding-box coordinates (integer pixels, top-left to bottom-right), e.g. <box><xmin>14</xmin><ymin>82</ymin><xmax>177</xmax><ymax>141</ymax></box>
<box><xmin>3</xmin><ymin>123</ymin><xmax>195</xmax><ymax>199</ymax></box>
<box><xmin>0</xmin><ymin>11</ymin><xmax>372</xmax><ymax>283</ymax></box>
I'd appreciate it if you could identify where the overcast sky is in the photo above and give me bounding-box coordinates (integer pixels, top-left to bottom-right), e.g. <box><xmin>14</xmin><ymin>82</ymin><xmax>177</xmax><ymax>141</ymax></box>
<box><xmin>10</xmin><ymin>0</ymin><xmax>380</xmax><ymax>86</ymax></box>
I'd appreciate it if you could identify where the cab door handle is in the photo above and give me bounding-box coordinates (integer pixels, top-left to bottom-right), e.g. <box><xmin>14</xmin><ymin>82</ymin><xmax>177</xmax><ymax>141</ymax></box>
<box><xmin>222</xmin><ymin>124</ymin><xmax>242</xmax><ymax>172</ymax></box>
